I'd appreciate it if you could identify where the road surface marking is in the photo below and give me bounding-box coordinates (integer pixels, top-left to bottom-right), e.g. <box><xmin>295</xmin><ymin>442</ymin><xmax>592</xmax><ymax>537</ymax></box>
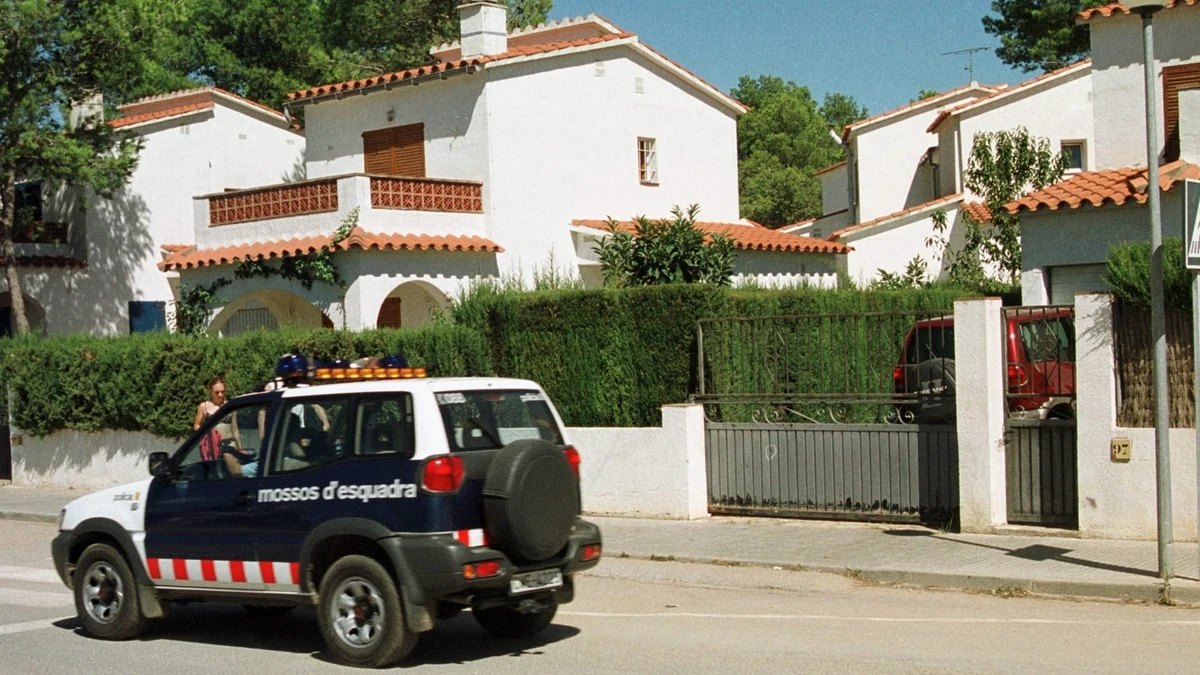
<box><xmin>0</xmin><ymin>618</ymin><xmax>66</xmax><ymax>636</ymax></box>
<box><xmin>0</xmin><ymin>588</ymin><xmax>73</xmax><ymax>608</ymax></box>
<box><xmin>559</xmin><ymin>611</ymin><xmax>1200</xmax><ymax>626</ymax></box>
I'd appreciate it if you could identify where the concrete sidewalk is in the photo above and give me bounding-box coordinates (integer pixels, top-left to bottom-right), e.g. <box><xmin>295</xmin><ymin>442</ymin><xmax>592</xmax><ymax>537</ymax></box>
<box><xmin>5</xmin><ymin>484</ymin><xmax>1200</xmax><ymax>604</ymax></box>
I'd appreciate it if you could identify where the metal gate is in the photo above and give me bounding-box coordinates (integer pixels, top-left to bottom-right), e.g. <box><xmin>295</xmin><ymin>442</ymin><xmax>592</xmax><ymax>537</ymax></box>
<box><xmin>696</xmin><ymin>311</ymin><xmax>959</xmax><ymax>525</ymax></box>
<box><xmin>1002</xmin><ymin>306</ymin><xmax>1078</xmax><ymax>528</ymax></box>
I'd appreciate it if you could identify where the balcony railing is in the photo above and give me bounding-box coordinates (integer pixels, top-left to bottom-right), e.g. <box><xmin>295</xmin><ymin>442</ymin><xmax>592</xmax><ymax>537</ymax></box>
<box><xmin>209</xmin><ymin>179</ymin><xmax>339</xmax><ymax>226</ymax></box>
<box><xmin>370</xmin><ymin>176</ymin><xmax>483</xmax><ymax>213</ymax></box>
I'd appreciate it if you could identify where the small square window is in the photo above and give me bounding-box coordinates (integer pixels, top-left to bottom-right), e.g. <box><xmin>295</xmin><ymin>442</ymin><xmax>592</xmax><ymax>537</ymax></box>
<box><xmin>638</xmin><ymin>138</ymin><xmax>658</xmax><ymax>185</ymax></box>
<box><xmin>1061</xmin><ymin>141</ymin><xmax>1084</xmax><ymax>172</ymax></box>
<box><xmin>129</xmin><ymin>301</ymin><xmax>166</xmax><ymax>333</ymax></box>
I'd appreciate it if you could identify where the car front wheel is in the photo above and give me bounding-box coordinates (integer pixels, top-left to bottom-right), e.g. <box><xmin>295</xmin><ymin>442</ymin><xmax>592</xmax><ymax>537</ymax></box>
<box><xmin>73</xmin><ymin>543</ymin><xmax>147</xmax><ymax>640</ymax></box>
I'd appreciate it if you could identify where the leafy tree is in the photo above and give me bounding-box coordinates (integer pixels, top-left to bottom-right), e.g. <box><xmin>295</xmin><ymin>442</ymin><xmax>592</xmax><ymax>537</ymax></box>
<box><xmin>594</xmin><ymin>205</ymin><xmax>735</xmax><ymax>287</ymax></box>
<box><xmin>0</xmin><ymin>0</ymin><xmax>164</xmax><ymax>335</ymax></box>
<box><xmin>927</xmin><ymin>127</ymin><xmax>1067</xmax><ymax>286</ymax></box>
<box><xmin>911</xmin><ymin>89</ymin><xmax>941</xmax><ymax>103</ymax></box>
<box><xmin>731</xmin><ymin>75</ymin><xmax>867</xmax><ymax>228</ymax></box>
<box><xmin>982</xmin><ymin>0</ymin><xmax>1107</xmax><ymax>73</ymax></box>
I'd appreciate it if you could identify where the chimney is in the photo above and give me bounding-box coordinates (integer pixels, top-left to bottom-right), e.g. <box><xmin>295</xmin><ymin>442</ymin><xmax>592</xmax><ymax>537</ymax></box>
<box><xmin>458</xmin><ymin>1</ymin><xmax>508</xmax><ymax>58</ymax></box>
<box><xmin>1180</xmin><ymin>88</ymin><xmax>1200</xmax><ymax>165</ymax></box>
<box><xmin>68</xmin><ymin>92</ymin><xmax>104</xmax><ymax>130</ymax></box>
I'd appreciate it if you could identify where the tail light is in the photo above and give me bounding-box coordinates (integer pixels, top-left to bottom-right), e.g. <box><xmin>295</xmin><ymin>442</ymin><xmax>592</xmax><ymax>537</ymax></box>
<box><xmin>462</xmin><ymin>560</ymin><xmax>502</xmax><ymax>579</ymax></box>
<box><xmin>1007</xmin><ymin>364</ymin><xmax>1028</xmax><ymax>388</ymax></box>
<box><xmin>581</xmin><ymin>544</ymin><xmax>601</xmax><ymax>561</ymax></box>
<box><xmin>422</xmin><ymin>455</ymin><xmax>464</xmax><ymax>493</ymax></box>
<box><xmin>892</xmin><ymin>366</ymin><xmax>904</xmax><ymax>383</ymax></box>
<box><xmin>564</xmin><ymin>446</ymin><xmax>581</xmax><ymax>479</ymax></box>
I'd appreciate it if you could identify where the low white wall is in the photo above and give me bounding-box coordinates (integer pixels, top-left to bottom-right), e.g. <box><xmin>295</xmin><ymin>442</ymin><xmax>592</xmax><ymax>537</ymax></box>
<box><xmin>1075</xmin><ymin>292</ymin><xmax>1198</xmax><ymax>541</ymax></box>
<box><xmin>568</xmin><ymin>404</ymin><xmax>708</xmax><ymax>520</ymax></box>
<box><xmin>10</xmin><ymin>429</ymin><xmax>177</xmax><ymax>490</ymax></box>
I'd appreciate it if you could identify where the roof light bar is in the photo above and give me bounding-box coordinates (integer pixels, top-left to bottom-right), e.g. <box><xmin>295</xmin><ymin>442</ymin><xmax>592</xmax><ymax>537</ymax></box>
<box><xmin>267</xmin><ymin>353</ymin><xmax>426</xmax><ymax>389</ymax></box>
<box><xmin>315</xmin><ymin>367</ymin><xmax>427</xmax><ymax>380</ymax></box>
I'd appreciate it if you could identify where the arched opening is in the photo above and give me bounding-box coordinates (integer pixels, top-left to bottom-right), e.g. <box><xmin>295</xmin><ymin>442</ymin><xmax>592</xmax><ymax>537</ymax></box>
<box><xmin>209</xmin><ymin>289</ymin><xmax>334</xmax><ymax>337</ymax></box>
<box><xmin>374</xmin><ymin>281</ymin><xmax>449</xmax><ymax>329</ymax></box>
<box><xmin>0</xmin><ymin>292</ymin><xmax>46</xmax><ymax>337</ymax></box>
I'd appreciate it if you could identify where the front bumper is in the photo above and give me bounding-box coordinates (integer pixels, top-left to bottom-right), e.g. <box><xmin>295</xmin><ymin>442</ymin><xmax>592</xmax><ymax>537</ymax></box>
<box><xmin>382</xmin><ymin>518</ymin><xmax>602</xmax><ymax>607</ymax></box>
<box><xmin>51</xmin><ymin>530</ymin><xmax>72</xmax><ymax>588</ymax></box>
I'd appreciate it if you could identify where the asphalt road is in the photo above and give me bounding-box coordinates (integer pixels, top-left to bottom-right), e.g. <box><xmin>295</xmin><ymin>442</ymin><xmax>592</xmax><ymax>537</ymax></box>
<box><xmin>2</xmin><ymin>520</ymin><xmax>1199</xmax><ymax>674</ymax></box>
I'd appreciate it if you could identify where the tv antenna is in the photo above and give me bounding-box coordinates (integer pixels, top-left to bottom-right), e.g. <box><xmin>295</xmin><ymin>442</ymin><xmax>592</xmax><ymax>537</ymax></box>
<box><xmin>943</xmin><ymin>47</ymin><xmax>990</xmax><ymax>82</ymax></box>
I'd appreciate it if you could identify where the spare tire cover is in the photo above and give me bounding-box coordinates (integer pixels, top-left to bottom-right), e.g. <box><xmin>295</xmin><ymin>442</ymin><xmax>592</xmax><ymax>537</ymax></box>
<box><xmin>482</xmin><ymin>439</ymin><xmax>580</xmax><ymax>563</ymax></box>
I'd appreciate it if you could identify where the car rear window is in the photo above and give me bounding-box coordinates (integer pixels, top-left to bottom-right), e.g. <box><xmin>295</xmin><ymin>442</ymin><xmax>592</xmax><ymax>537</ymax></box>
<box><xmin>1018</xmin><ymin>316</ymin><xmax>1075</xmax><ymax>362</ymax></box>
<box><xmin>436</xmin><ymin>390</ymin><xmax>564</xmax><ymax>452</ymax></box>
<box><xmin>904</xmin><ymin>326</ymin><xmax>955</xmax><ymax>364</ymax></box>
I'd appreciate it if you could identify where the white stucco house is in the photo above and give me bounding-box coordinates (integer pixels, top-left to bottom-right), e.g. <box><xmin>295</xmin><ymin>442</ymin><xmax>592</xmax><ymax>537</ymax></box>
<box><xmin>2</xmin><ymin>88</ymin><xmax>304</xmax><ymax>336</ymax></box>
<box><xmin>157</xmin><ymin>2</ymin><xmax>849</xmax><ymax>334</ymax></box>
<box><xmin>1011</xmin><ymin>0</ymin><xmax>1200</xmax><ymax>304</ymax></box>
<box><xmin>808</xmin><ymin>57</ymin><xmax>1096</xmax><ymax>287</ymax></box>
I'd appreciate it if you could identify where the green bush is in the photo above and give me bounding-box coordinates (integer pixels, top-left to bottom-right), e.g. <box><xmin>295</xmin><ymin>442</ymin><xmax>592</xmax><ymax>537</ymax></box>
<box><xmin>2</xmin><ymin>325</ymin><xmax>491</xmax><ymax>438</ymax></box>
<box><xmin>1107</xmin><ymin>238</ymin><xmax>1191</xmax><ymax>312</ymax></box>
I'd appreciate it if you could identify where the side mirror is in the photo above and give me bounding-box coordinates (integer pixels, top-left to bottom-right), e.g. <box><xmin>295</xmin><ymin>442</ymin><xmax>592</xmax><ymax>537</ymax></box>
<box><xmin>149</xmin><ymin>452</ymin><xmax>171</xmax><ymax>478</ymax></box>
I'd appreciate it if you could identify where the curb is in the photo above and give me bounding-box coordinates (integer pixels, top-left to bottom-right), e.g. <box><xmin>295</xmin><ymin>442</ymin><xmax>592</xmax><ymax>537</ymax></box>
<box><xmin>0</xmin><ymin>511</ymin><xmax>58</xmax><ymax>525</ymax></box>
<box><xmin>612</xmin><ymin>551</ymin><xmax>1199</xmax><ymax>605</ymax></box>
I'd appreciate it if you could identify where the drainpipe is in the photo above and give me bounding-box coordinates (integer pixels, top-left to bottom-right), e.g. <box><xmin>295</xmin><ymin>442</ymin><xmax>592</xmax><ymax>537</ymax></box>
<box><xmin>829</xmin><ymin>128</ymin><xmax>858</xmax><ymax>224</ymax></box>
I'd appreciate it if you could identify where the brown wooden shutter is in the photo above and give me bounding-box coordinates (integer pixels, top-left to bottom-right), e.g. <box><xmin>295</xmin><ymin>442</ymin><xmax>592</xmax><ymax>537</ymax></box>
<box><xmin>362</xmin><ymin>123</ymin><xmax>425</xmax><ymax>177</ymax></box>
<box><xmin>1164</xmin><ymin>63</ymin><xmax>1200</xmax><ymax>162</ymax></box>
<box><xmin>377</xmin><ymin>297</ymin><xmax>402</xmax><ymax>328</ymax></box>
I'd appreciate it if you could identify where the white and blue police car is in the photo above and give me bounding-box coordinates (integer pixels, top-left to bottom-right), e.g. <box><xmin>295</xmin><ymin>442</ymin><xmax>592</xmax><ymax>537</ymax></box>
<box><xmin>51</xmin><ymin>356</ymin><xmax>602</xmax><ymax>668</ymax></box>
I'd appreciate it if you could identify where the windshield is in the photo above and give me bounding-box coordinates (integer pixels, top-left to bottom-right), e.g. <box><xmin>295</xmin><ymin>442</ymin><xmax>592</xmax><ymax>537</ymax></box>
<box><xmin>436</xmin><ymin>389</ymin><xmax>564</xmax><ymax>452</ymax></box>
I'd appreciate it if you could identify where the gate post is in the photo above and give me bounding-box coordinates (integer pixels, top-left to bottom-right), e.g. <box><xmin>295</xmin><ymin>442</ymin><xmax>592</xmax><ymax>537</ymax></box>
<box><xmin>955</xmin><ymin>297</ymin><xmax>1007</xmax><ymax>532</ymax></box>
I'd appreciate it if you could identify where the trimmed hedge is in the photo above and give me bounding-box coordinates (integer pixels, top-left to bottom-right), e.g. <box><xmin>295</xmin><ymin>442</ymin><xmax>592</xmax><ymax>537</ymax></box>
<box><xmin>455</xmin><ymin>284</ymin><xmax>969</xmax><ymax>427</ymax></box>
<box><xmin>1</xmin><ymin>325</ymin><xmax>491</xmax><ymax>438</ymax></box>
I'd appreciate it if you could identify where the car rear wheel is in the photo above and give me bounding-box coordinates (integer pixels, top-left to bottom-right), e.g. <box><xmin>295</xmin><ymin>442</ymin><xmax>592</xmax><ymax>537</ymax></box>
<box><xmin>473</xmin><ymin>599</ymin><xmax>558</xmax><ymax>639</ymax></box>
<box><xmin>73</xmin><ymin>543</ymin><xmax>147</xmax><ymax>640</ymax></box>
<box><xmin>318</xmin><ymin>555</ymin><xmax>416</xmax><ymax>668</ymax></box>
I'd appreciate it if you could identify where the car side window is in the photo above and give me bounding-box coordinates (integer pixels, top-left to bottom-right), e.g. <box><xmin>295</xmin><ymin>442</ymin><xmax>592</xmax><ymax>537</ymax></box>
<box><xmin>269</xmin><ymin>396</ymin><xmax>351</xmax><ymax>475</ymax></box>
<box><xmin>175</xmin><ymin>403</ymin><xmax>272</xmax><ymax>482</ymax></box>
<box><xmin>355</xmin><ymin>395</ymin><xmax>415</xmax><ymax>460</ymax></box>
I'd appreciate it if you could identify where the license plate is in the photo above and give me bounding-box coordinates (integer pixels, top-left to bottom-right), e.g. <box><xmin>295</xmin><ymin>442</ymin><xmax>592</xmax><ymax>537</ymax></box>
<box><xmin>509</xmin><ymin>568</ymin><xmax>563</xmax><ymax>595</ymax></box>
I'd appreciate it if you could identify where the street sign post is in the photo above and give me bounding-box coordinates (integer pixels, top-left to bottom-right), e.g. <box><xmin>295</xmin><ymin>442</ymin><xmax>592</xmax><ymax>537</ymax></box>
<box><xmin>1187</xmin><ymin>178</ymin><xmax>1200</xmax><ymax>577</ymax></box>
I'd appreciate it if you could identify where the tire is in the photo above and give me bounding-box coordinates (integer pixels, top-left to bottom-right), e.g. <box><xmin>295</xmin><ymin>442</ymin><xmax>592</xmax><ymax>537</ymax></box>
<box><xmin>317</xmin><ymin>555</ymin><xmax>416</xmax><ymax>668</ymax></box>
<box><xmin>242</xmin><ymin>604</ymin><xmax>294</xmax><ymax>617</ymax></box>
<box><xmin>73</xmin><ymin>543</ymin><xmax>147</xmax><ymax>640</ymax></box>
<box><xmin>483</xmin><ymin>440</ymin><xmax>579</xmax><ymax>563</ymax></box>
<box><xmin>473</xmin><ymin>600</ymin><xmax>558</xmax><ymax>639</ymax></box>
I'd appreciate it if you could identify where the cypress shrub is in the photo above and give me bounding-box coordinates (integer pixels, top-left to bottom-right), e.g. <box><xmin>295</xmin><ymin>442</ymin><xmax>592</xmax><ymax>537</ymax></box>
<box><xmin>1107</xmin><ymin>238</ymin><xmax>1191</xmax><ymax>312</ymax></box>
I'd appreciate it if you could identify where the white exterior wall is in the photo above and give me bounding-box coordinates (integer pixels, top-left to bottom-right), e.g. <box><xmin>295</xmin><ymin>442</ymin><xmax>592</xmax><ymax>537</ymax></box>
<box><xmin>1089</xmin><ymin>5</ymin><xmax>1200</xmax><ymax>168</ymax></box>
<box><xmin>483</xmin><ymin>49</ymin><xmax>740</xmax><ymax>281</ymax></box>
<box><xmin>818</xmin><ymin>166</ymin><xmax>848</xmax><ymax>215</ymax></box>
<box><xmin>9</xmin><ymin>428</ymin><xmax>178</xmax><ymax>490</ymax></box>
<box><xmin>852</xmin><ymin>91</ymin><xmax>982</xmax><ymax>222</ymax></box>
<box><xmin>11</xmin><ymin>105</ymin><xmax>304</xmax><ymax>336</ymax></box>
<box><xmin>1074</xmin><ymin>293</ymin><xmax>1197</xmax><ymax>540</ymax></box>
<box><xmin>840</xmin><ymin>202</ymin><xmax>968</xmax><ymax>286</ymax></box>
<box><xmin>953</xmin><ymin>70</ymin><xmax>1095</xmax><ymax>180</ymax></box>
<box><xmin>729</xmin><ymin>249</ymin><xmax>841</xmax><ymax>289</ymax></box>
<box><xmin>954</xmin><ymin>297</ymin><xmax>1008</xmax><ymax>532</ymax></box>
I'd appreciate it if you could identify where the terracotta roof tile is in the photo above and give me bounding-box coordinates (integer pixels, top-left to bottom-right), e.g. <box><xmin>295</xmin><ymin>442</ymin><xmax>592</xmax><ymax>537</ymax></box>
<box><xmin>926</xmin><ymin>59</ymin><xmax>1090</xmax><ymax>133</ymax></box>
<box><xmin>1006</xmin><ymin>160</ymin><xmax>1200</xmax><ymax>214</ymax></box>
<box><xmin>813</xmin><ymin>160</ymin><xmax>847</xmax><ymax>177</ymax></box>
<box><xmin>962</xmin><ymin>201</ymin><xmax>993</xmax><ymax>223</ymax></box>
<box><xmin>110</xmin><ymin>102</ymin><xmax>214</xmax><ymax>129</ymax></box>
<box><xmin>120</xmin><ymin>86</ymin><xmax>287</xmax><ymax>121</ymax></box>
<box><xmin>159</xmin><ymin>227</ymin><xmax>503</xmax><ymax>271</ymax></box>
<box><xmin>1079</xmin><ymin>1</ymin><xmax>1197</xmax><ymax>20</ymax></box>
<box><xmin>572</xmin><ymin>219</ymin><xmax>851</xmax><ymax>254</ymax></box>
<box><xmin>841</xmin><ymin>83</ymin><xmax>1002</xmax><ymax>141</ymax></box>
<box><xmin>830</xmin><ymin>194</ymin><xmax>965</xmax><ymax>240</ymax></box>
<box><xmin>288</xmin><ymin>33</ymin><xmax>632</xmax><ymax>102</ymax></box>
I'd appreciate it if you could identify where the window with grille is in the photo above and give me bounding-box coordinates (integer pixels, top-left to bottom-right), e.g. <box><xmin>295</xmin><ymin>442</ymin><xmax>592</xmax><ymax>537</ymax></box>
<box><xmin>129</xmin><ymin>301</ymin><xmax>167</xmax><ymax>333</ymax></box>
<box><xmin>638</xmin><ymin>138</ymin><xmax>658</xmax><ymax>185</ymax></box>
<box><xmin>1164</xmin><ymin>63</ymin><xmax>1200</xmax><ymax>162</ymax></box>
<box><xmin>363</xmin><ymin>123</ymin><xmax>426</xmax><ymax>177</ymax></box>
<box><xmin>223</xmin><ymin>307</ymin><xmax>279</xmax><ymax>337</ymax></box>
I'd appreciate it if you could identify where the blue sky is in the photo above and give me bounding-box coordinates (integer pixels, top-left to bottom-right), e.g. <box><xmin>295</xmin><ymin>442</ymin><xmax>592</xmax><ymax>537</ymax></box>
<box><xmin>550</xmin><ymin>0</ymin><xmax>1030</xmax><ymax>115</ymax></box>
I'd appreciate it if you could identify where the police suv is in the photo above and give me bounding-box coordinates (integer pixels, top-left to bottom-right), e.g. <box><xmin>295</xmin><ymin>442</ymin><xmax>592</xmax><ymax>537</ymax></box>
<box><xmin>51</xmin><ymin>357</ymin><xmax>602</xmax><ymax>668</ymax></box>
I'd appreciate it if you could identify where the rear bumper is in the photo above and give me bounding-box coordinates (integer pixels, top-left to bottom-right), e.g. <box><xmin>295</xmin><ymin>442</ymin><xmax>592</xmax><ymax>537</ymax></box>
<box><xmin>382</xmin><ymin>518</ymin><xmax>602</xmax><ymax>607</ymax></box>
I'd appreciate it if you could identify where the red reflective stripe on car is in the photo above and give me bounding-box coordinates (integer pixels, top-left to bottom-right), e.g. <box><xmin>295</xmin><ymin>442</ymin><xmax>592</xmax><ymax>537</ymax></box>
<box><xmin>147</xmin><ymin>558</ymin><xmax>161</xmax><ymax>579</ymax></box>
<box><xmin>291</xmin><ymin>563</ymin><xmax>300</xmax><ymax>585</ymax></box>
<box><xmin>260</xmin><ymin>561</ymin><xmax>276</xmax><ymax>584</ymax></box>
<box><xmin>230</xmin><ymin>560</ymin><xmax>246</xmax><ymax>583</ymax></box>
<box><xmin>172</xmin><ymin>558</ymin><xmax>188</xmax><ymax>581</ymax></box>
<box><xmin>201</xmin><ymin>560</ymin><xmax>217</xmax><ymax>582</ymax></box>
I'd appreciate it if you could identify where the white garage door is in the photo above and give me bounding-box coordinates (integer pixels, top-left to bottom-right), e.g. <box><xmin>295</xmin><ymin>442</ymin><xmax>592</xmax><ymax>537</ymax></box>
<box><xmin>1049</xmin><ymin>264</ymin><xmax>1109</xmax><ymax>305</ymax></box>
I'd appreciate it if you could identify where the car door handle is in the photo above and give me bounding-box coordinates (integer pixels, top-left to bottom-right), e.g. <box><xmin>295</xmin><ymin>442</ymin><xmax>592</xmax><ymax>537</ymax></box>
<box><xmin>233</xmin><ymin>492</ymin><xmax>255</xmax><ymax>506</ymax></box>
